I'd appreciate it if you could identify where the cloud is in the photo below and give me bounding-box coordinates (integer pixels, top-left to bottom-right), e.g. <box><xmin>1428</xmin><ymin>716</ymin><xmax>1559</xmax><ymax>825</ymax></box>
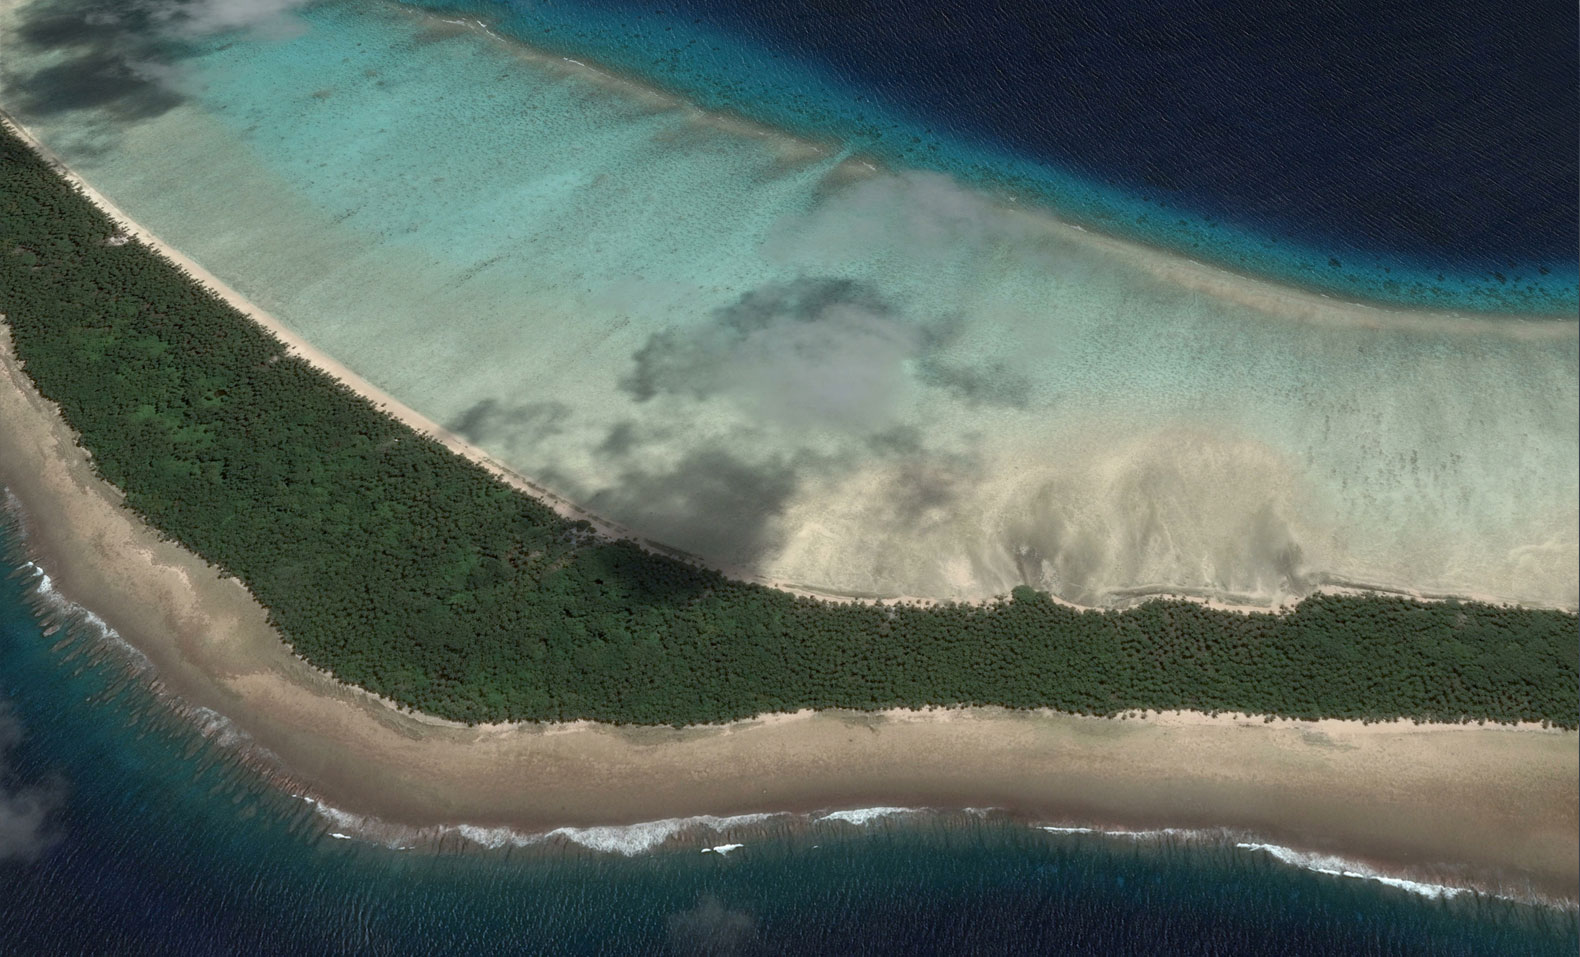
<box><xmin>602</xmin><ymin>278</ymin><xmax>1034</xmax><ymax>572</ymax></box>
<box><xmin>5</xmin><ymin>0</ymin><xmax>312</xmax><ymax>137</ymax></box>
<box><xmin>153</xmin><ymin>0</ymin><xmax>312</xmax><ymax>37</ymax></box>
<box><xmin>0</xmin><ymin>708</ymin><xmax>65</xmax><ymax>865</ymax></box>
<box><xmin>3</xmin><ymin>48</ymin><xmax>185</xmax><ymax>124</ymax></box>
<box><xmin>621</xmin><ymin>277</ymin><xmax>1034</xmax><ymax>436</ymax></box>
<box><xmin>448</xmin><ymin>399</ymin><xmax>570</xmax><ymax>451</ymax></box>
<box><xmin>623</xmin><ymin>278</ymin><xmax>924</xmax><ymax>432</ymax></box>
<box><xmin>666</xmin><ymin>895</ymin><xmax>760</xmax><ymax>956</ymax></box>
<box><xmin>763</xmin><ymin>169</ymin><xmax>1079</xmax><ymax>276</ymax></box>
<box><xmin>7</xmin><ymin>1</ymin><xmax>189</xmax><ymax>127</ymax></box>
<box><xmin>915</xmin><ymin>355</ymin><xmax>1033</xmax><ymax>409</ymax></box>
<box><xmin>586</xmin><ymin>447</ymin><xmax>802</xmax><ymax>565</ymax></box>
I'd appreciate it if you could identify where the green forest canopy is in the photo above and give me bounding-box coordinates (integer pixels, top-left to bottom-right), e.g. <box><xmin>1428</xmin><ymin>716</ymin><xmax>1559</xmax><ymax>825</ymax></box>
<box><xmin>2</xmin><ymin>125</ymin><xmax>1575</xmax><ymax>728</ymax></box>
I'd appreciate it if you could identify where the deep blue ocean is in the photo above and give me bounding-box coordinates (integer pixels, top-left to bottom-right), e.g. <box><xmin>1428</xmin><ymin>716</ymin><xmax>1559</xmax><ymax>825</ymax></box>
<box><xmin>1</xmin><ymin>522</ymin><xmax>1576</xmax><ymax>953</ymax></box>
<box><xmin>403</xmin><ymin>0</ymin><xmax>1579</xmax><ymax>313</ymax></box>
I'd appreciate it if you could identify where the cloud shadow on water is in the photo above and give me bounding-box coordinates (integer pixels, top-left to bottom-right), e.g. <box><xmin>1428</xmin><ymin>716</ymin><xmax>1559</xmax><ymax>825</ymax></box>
<box><xmin>620</xmin><ymin>277</ymin><xmax>1035</xmax><ymax>436</ymax></box>
<box><xmin>447</xmin><ymin>398</ymin><xmax>570</xmax><ymax>451</ymax></box>
<box><xmin>5</xmin><ymin>0</ymin><xmax>315</xmax><ymax>151</ymax></box>
<box><xmin>586</xmin><ymin>447</ymin><xmax>802</xmax><ymax>567</ymax></box>
<box><xmin>915</xmin><ymin>354</ymin><xmax>1033</xmax><ymax>409</ymax></box>
<box><xmin>6</xmin><ymin>1</ymin><xmax>191</xmax><ymax>131</ymax></box>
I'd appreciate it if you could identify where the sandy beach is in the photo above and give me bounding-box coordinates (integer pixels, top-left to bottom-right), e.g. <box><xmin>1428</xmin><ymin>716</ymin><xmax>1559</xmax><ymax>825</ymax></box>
<box><xmin>0</xmin><ymin>314</ymin><xmax>1574</xmax><ymax>900</ymax></box>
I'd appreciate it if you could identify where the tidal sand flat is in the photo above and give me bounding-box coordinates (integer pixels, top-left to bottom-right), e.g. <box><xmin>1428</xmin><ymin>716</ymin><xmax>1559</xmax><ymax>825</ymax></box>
<box><xmin>0</xmin><ymin>331</ymin><xmax>1574</xmax><ymax>903</ymax></box>
<box><xmin>3</xmin><ymin>0</ymin><xmax>1576</xmax><ymax>608</ymax></box>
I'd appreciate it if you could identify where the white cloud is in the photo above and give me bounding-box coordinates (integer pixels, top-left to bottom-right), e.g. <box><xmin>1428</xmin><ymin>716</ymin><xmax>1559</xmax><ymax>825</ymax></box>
<box><xmin>0</xmin><ymin>708</ymin><xmax>64</xmax><ymax>864</ymax></box>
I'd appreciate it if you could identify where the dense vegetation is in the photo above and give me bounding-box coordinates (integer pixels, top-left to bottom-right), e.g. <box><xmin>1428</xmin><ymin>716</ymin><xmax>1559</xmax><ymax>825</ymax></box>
<box><xmin>2</xmin><ymin>126</ymin><xmax>1575</xmax><ymax>728</ymax></box>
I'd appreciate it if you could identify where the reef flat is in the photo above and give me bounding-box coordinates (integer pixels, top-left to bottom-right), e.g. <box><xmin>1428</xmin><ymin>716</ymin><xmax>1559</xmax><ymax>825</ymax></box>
<box><xmin>2</xmin><ymin>0</ymin><xmax>1575</xmax><ymax>608</ymax></box>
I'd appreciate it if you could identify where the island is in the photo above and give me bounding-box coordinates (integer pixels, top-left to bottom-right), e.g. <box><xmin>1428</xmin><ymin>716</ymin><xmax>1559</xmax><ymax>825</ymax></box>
<box><xmin>1</xmin><ymin>118</ymin><xmax>1575</xmax><ymax>901</ymax></box>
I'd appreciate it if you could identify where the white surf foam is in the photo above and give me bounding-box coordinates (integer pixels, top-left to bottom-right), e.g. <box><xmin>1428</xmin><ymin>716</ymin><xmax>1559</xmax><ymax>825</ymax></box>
<box><xmin>298</xmin><ymin>795</ymin><xmax>419</xmax><ymax>851</ymax></box>
<box><xmin>1040</xmin><ymin>825</ymin><xmax>1213</xmax><ymax>841</ymax></box>
<box><xmin>815</xmin><ymin>806</ymin><xmax>919</xmax><ymax>826</ymax></box>
<box><xmin>702</xmin><ymin>843</ymin><xmax>744</xmax><ymax>856</ymax></box>
<box><xmin>17</xmin><ymin>559</ymin><xmax>151</xmax><ymax>670</ymax></box>
<box><xmin>1038</xmin><ymin>825</ymin><xmax>1493</xmax><ymax>902</ymax></box>
<box><xmin>183</xmin><ymin>703</ymin><xmax>265</xmax><ymax>752</ymax></box>
<box><xmin>300</xmin><ymin>797</ymin><xmax>783</xmax><ymax>856</ymax></box>
<box><xmin>303</xmin><ymin>800</ymin><xmax>970</xmax><ymax>856</ymax></box>
<box><xmin>1236</xmin><ymin>842</ymin><xmax>1469</xmax><ymax>901</ymax></box>
<box><xmin>549</xmin><ymin>813</ymin><xmax>777</xmax><ymax>855</ymax></box>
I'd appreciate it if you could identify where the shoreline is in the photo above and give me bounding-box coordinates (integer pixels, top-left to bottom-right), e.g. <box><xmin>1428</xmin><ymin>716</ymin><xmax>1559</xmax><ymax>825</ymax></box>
<box><xmin>2</xmin><ymin>112</ymin><xmax>1573</xmax><ymax>617</ymax></box>
<box><xmin>0</xmin><ymin>333</ymin><xmax>1574</xmax><ymax>902</ymax></box>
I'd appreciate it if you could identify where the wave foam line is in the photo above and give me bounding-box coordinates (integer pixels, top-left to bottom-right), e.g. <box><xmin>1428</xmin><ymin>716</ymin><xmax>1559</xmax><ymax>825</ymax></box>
<box><xmin>815</xmin><ymin>806</ymin><xmax>922</xmax><ymax>825</ymax></box>
<box><xmin>1235</xmin><ymin>842</ymin><xmax>1469</xmax><ymax>901</ymax></box>
<box><xmin>181</xmin><ymin>703</ymin><xmax>265</xmax><ymax>753</ymax></box>
<box><xmin>2</xmin><ymin>492</ymin><xmax>149</xmax><ymax>667</ymax></box>
<box><xmin>1038</xmin><ymin>824</ymin><xmax>1563</xmax><ymax>905</ymax></box>
<box><xmin>1040</xmin><ymin>825</ymin><xmax>1218</xmax><ymax>841</ymax></box>
<box><xmin>547</xmin><ymin>814</ymin><xmax>779</xmax><ymax>855</ymax></box>
<box><xmin>300</xmin><ymin>796</ymin><xmax>789</xmax><ymax>855</ymax></box>
<box><xmin>303</xmin><ymin>802</ymin><xmax>977</xmax><ymax>856</ymax></box>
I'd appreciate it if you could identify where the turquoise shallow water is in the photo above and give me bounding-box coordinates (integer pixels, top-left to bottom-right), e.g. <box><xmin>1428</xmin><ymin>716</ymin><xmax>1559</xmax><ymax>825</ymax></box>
<box><xmin>3</xmin><ymin>0</ymin><xmax>1575</xmax><ymax>608</ymax></box>
<box><xmin>0</xmin><ymin>516</ymin><xmax>1575</xmax><ymax>954</ymax></box>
